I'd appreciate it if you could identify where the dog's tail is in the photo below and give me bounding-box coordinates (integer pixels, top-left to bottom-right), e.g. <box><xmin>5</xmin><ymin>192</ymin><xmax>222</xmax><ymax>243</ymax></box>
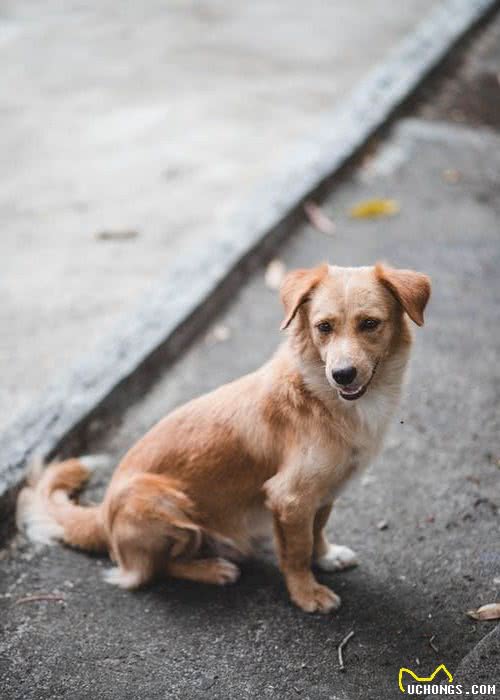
<box><xmin>16</xmin><ymin>455</ymin><xmax>110</xmax><ymax>552</ymax></box>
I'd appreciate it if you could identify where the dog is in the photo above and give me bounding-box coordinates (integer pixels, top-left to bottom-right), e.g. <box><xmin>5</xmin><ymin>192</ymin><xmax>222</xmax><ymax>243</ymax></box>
<box><xmin>17</xmin><ymin>262</ymin><xmax>430</xmax><ymax>613</ymax></box>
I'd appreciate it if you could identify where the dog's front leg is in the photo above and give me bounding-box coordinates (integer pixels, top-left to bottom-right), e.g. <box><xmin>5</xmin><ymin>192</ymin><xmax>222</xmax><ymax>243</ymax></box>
<box><xmin>313</xmin><ymin>502</ymin><xmax>334</xmax><ymax>560</ymax></box>
<box><xmin>271</xmin><ymin>498</ymin><xmax>341</xmax><ymax>614</ymax></box>
<box><xmin>313</xmin><ymin>502</ymin><xmax>359</xmax><ymax>572</ymax></box>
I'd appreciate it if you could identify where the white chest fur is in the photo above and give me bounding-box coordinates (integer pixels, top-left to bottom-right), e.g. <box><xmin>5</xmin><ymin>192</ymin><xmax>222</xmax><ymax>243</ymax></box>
<box><xmin>322</xmin><ymin>382</ymin><xmax>401</xmax><ymax>502</ymax></box>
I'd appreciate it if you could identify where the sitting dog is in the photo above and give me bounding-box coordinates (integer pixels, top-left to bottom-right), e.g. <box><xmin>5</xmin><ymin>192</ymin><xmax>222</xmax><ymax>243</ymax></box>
<box><xmin>18</xmin><ymin>262</ymin><xmax>430</xmax><ymax>613</ymax></box>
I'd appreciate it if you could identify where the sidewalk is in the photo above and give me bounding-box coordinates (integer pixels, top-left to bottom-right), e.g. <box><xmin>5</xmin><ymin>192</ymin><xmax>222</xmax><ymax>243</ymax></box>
<box><xmin>0</xmin><ymin>0</ymin><xmax>438</xmax><ymax>429</ymax></box>
<box><xmin>1</xmin><ymin>113</ymin><xmax>498</xmax><ymax>698</ymax></box>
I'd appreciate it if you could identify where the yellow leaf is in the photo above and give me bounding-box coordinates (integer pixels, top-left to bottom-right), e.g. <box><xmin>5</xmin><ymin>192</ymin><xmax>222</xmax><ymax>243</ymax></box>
<box><xmin>349</xmin><ymin>198</ymin><xmax>400</xmax><ymax>219</ymax></box>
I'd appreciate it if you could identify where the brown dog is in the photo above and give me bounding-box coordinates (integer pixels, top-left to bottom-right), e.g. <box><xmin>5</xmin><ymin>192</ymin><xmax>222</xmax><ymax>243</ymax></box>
<box><xmin>18</xmin><ymin>262</ymin><xmax>430</xmax><ymax>613</ymax></box>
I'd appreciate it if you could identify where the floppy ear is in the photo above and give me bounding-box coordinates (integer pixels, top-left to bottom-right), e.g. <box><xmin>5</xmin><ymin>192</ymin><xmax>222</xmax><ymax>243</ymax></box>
<box><xmin>375</xmin><ymin>263</ymin><xmax>431</xmax><ymax>326</ymax></box>
<box><xmin>280</xmin><ymin>264</ymin><xmax>328</xmax><ymax>330</ymax></box>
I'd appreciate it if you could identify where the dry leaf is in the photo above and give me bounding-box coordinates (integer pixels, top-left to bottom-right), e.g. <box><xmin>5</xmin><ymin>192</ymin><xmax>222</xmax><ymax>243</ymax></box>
<box><xmin>265</xmin><ymin>259</ymin><xmax>286</xmax><ymax>290</ymax></box>
<box><xmin>349</xmin><ymin>198</ymin><xmax>400</xmax><ymax>219</ymax></box>
<box><xmin>211</xmin><ymin>324</ymin><xmax>231</xmax><ymax>343</ymax></box>
<box><xmin>361</xmin><ymin>473</ymin><xmax>376</xmax><ymax>487</ymax></box>
<box><xmin>466</xmin><ymin>603</ymin><xmax>500</xmax><ymax>621</ymax></box>
<box><xmin>304</xmin><ymin>200</ymin><xmax>336</xmax><ymax>235</ymax></box>
<box><xmin>442</xmin><ymin>169</ymin><xmax>461</xmax><ymax>184</ymax></box>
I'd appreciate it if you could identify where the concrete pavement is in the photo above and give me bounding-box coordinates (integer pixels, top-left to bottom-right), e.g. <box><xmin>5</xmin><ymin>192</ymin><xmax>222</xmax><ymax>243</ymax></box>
<box><xmin>1</xmin><ymin>115</ymin><xmax>499</xmax><ymax>698</ymax></box>
<box><xmin>0</xmin><ymin>0</ymin><xmax>440</xmax><ymax>428</ymax></box>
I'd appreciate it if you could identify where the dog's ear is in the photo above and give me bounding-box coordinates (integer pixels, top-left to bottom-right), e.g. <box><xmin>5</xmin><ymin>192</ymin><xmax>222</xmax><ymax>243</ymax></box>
<box><xmin>375</xmin><ymin>263</ymin><xmax>431</xmax><ymax>326</ymax></box>
<box><xmin>280</xmin><ymin>264</ymin><xmax>328</xmax><ymax>330</ymax></box>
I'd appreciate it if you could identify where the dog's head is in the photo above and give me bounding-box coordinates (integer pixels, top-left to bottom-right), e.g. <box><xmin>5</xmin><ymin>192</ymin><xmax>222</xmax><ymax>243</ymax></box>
<box><xmin>280</xmin><ymin>263</ymin><xmax>431</xmax><ymax>402</ymax></box>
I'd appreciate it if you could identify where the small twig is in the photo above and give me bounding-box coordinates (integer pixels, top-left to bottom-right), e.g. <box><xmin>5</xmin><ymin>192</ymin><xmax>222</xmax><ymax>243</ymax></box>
<box><xmin>16</xmin><ymin>593</ymin><xmax>65</xmax><ymax>605</ymax></box>
<box><xmin>429</xmin><ymin>635</ymin><xmax>439</xmax><ymax>654</ymax></box>
<box><xmin>338</xmin><ymin>630</ymin><xmax>355</xmax><ymax>671</ymax></box>
<box><xmin>203</xmin><ymin>678</ymin><xmax>218</xmax><ymax>692</ymax></box>
<box><xmin>95</xmin><ymin>229</ymin><xmax>138</xmax><ymax>241</ymax></box>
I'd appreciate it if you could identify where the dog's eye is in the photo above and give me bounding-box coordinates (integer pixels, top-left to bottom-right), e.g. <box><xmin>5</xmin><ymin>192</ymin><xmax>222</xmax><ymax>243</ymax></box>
<box><xmin>317</xmin><ymin>321</ymin><xmax>332</xmax><ymax>334</ymax></box>
<box><xmin>360</xmin><ymin>318</ymin><xmax>380</xmax><ymax>331</ymax></box>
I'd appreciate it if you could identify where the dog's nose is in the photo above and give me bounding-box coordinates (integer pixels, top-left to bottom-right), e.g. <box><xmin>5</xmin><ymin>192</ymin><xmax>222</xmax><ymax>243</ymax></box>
<box><xmin>332</xmin><ymin>366</ymin><xmax>357</xmax><ymax>386</ymax></box>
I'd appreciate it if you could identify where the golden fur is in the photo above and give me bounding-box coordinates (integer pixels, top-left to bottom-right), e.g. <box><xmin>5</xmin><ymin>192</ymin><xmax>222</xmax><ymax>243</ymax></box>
<box><xmin>17</xmin><ymin>262</ymin><xmax>430</xmax><ymax>613</ymax></box>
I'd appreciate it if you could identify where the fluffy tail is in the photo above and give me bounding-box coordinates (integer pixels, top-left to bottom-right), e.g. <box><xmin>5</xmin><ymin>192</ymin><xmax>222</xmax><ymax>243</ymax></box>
<box><xmin>16</xmin><ymin>455</ymin><xmax>111</xmax><ymax>552</ymax></box>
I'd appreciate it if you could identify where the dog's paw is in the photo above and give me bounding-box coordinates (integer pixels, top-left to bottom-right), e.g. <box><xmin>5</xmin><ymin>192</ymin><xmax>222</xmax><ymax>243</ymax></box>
<box><xmin>291</xmin><ymin>581</ymin><xmax>341</xmax><ymax>614</ymax></box>
<box><xmin>102</xmin><ymin>567</ymin><xmax>143</xmax><ymax>589</ymax></box>
<box><xmin>315</xmin><ymin>544</ymin><xmax>359</xmax><ymax>572</ymax></box>
<box><xmin>208</xmin><ymin>558</ymin><xmax>241</xmax><ymax>585</ymax></box>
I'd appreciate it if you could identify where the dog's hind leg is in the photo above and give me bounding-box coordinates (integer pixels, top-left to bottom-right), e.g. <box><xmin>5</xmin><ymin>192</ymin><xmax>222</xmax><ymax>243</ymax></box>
<box><xmin>103</xmin><ymin>473</ymin><xmax>205</xmax><ymax>589</ymax></box>
<box><xmin>166</xmin><ymin>558</ymin><xmax>240</xmax><ymax>585</ymax></box>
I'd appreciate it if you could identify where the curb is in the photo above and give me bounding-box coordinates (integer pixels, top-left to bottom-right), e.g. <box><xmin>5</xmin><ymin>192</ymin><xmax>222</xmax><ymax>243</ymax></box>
<box><xmin>0</xmin><ymin>0</ymin><xmax>497</xmax><ymax>543</ymax></box>
<box><xmin>454</xmin><ymin>624</ymin><xmax>499</xmax><ymax>691</ymax></box>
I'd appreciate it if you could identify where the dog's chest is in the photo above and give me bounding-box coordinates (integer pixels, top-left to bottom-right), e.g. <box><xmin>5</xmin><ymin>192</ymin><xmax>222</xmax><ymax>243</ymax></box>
<box><xmin>323</xmin><ymin>404</ymin><xmax>392</xmax><ymax>499</ymax></box>
<box><xmin>315</xmin><ymin>443</ymin><xmax>374</xmax><ymax>506</ymax></box>
<box><xmin>332</xmin><ymin>441</ymin><xmax>375</xmax><ymax>488</ymax></box>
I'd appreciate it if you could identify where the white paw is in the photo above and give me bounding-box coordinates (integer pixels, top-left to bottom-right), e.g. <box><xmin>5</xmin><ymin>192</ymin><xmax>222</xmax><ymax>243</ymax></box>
<box><xmin>315</xmin><ymin>544</ymin><xmax>359</xmax><ymax>572</ymax></box>
<box><xmin>212</xmin><ymin>558</ymin><xmax>241</xmax><ymax>585</ymax></box>
<box><xmin>103</xmin><ymin>567</ymin><xmax>142</xmax><ymax>589</ymax></box>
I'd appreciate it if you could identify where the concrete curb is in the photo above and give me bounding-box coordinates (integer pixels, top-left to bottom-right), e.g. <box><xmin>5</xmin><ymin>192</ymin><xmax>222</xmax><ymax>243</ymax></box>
<box><xmin>454</xmin><ymin>624</ymin><xmax>499</xmax><ymax>691</ymax></box>
<box><xmin>0</xmin><ymin>0</ymin><xmax>497</xmax><ymax>542</ymax></box>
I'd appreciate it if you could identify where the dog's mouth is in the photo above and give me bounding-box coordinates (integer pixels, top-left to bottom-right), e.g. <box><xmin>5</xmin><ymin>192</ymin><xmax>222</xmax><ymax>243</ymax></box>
<box><xmin>338</xmin><ymin>384</ymin><xmax>368</xmax><ymax>401</ymax></box>
<box><xmin>337</xmin><ymin>361</ymin><xmax>379</xmax><ymax>402</ymax></box>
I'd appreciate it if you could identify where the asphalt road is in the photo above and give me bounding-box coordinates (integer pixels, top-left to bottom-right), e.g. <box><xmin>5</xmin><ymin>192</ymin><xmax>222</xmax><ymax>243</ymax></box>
<box><xmin>1</xmin><ymin>115</ymin><xmax>499</xmax><ymax>699</ymax></box>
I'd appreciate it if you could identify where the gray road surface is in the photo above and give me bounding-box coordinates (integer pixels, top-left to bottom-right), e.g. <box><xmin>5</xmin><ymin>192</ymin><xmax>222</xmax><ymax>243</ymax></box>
<box><xmin>1</xmin><ymin>116</ymin><xmax>499</xmax><ymax>699</ymax></box>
